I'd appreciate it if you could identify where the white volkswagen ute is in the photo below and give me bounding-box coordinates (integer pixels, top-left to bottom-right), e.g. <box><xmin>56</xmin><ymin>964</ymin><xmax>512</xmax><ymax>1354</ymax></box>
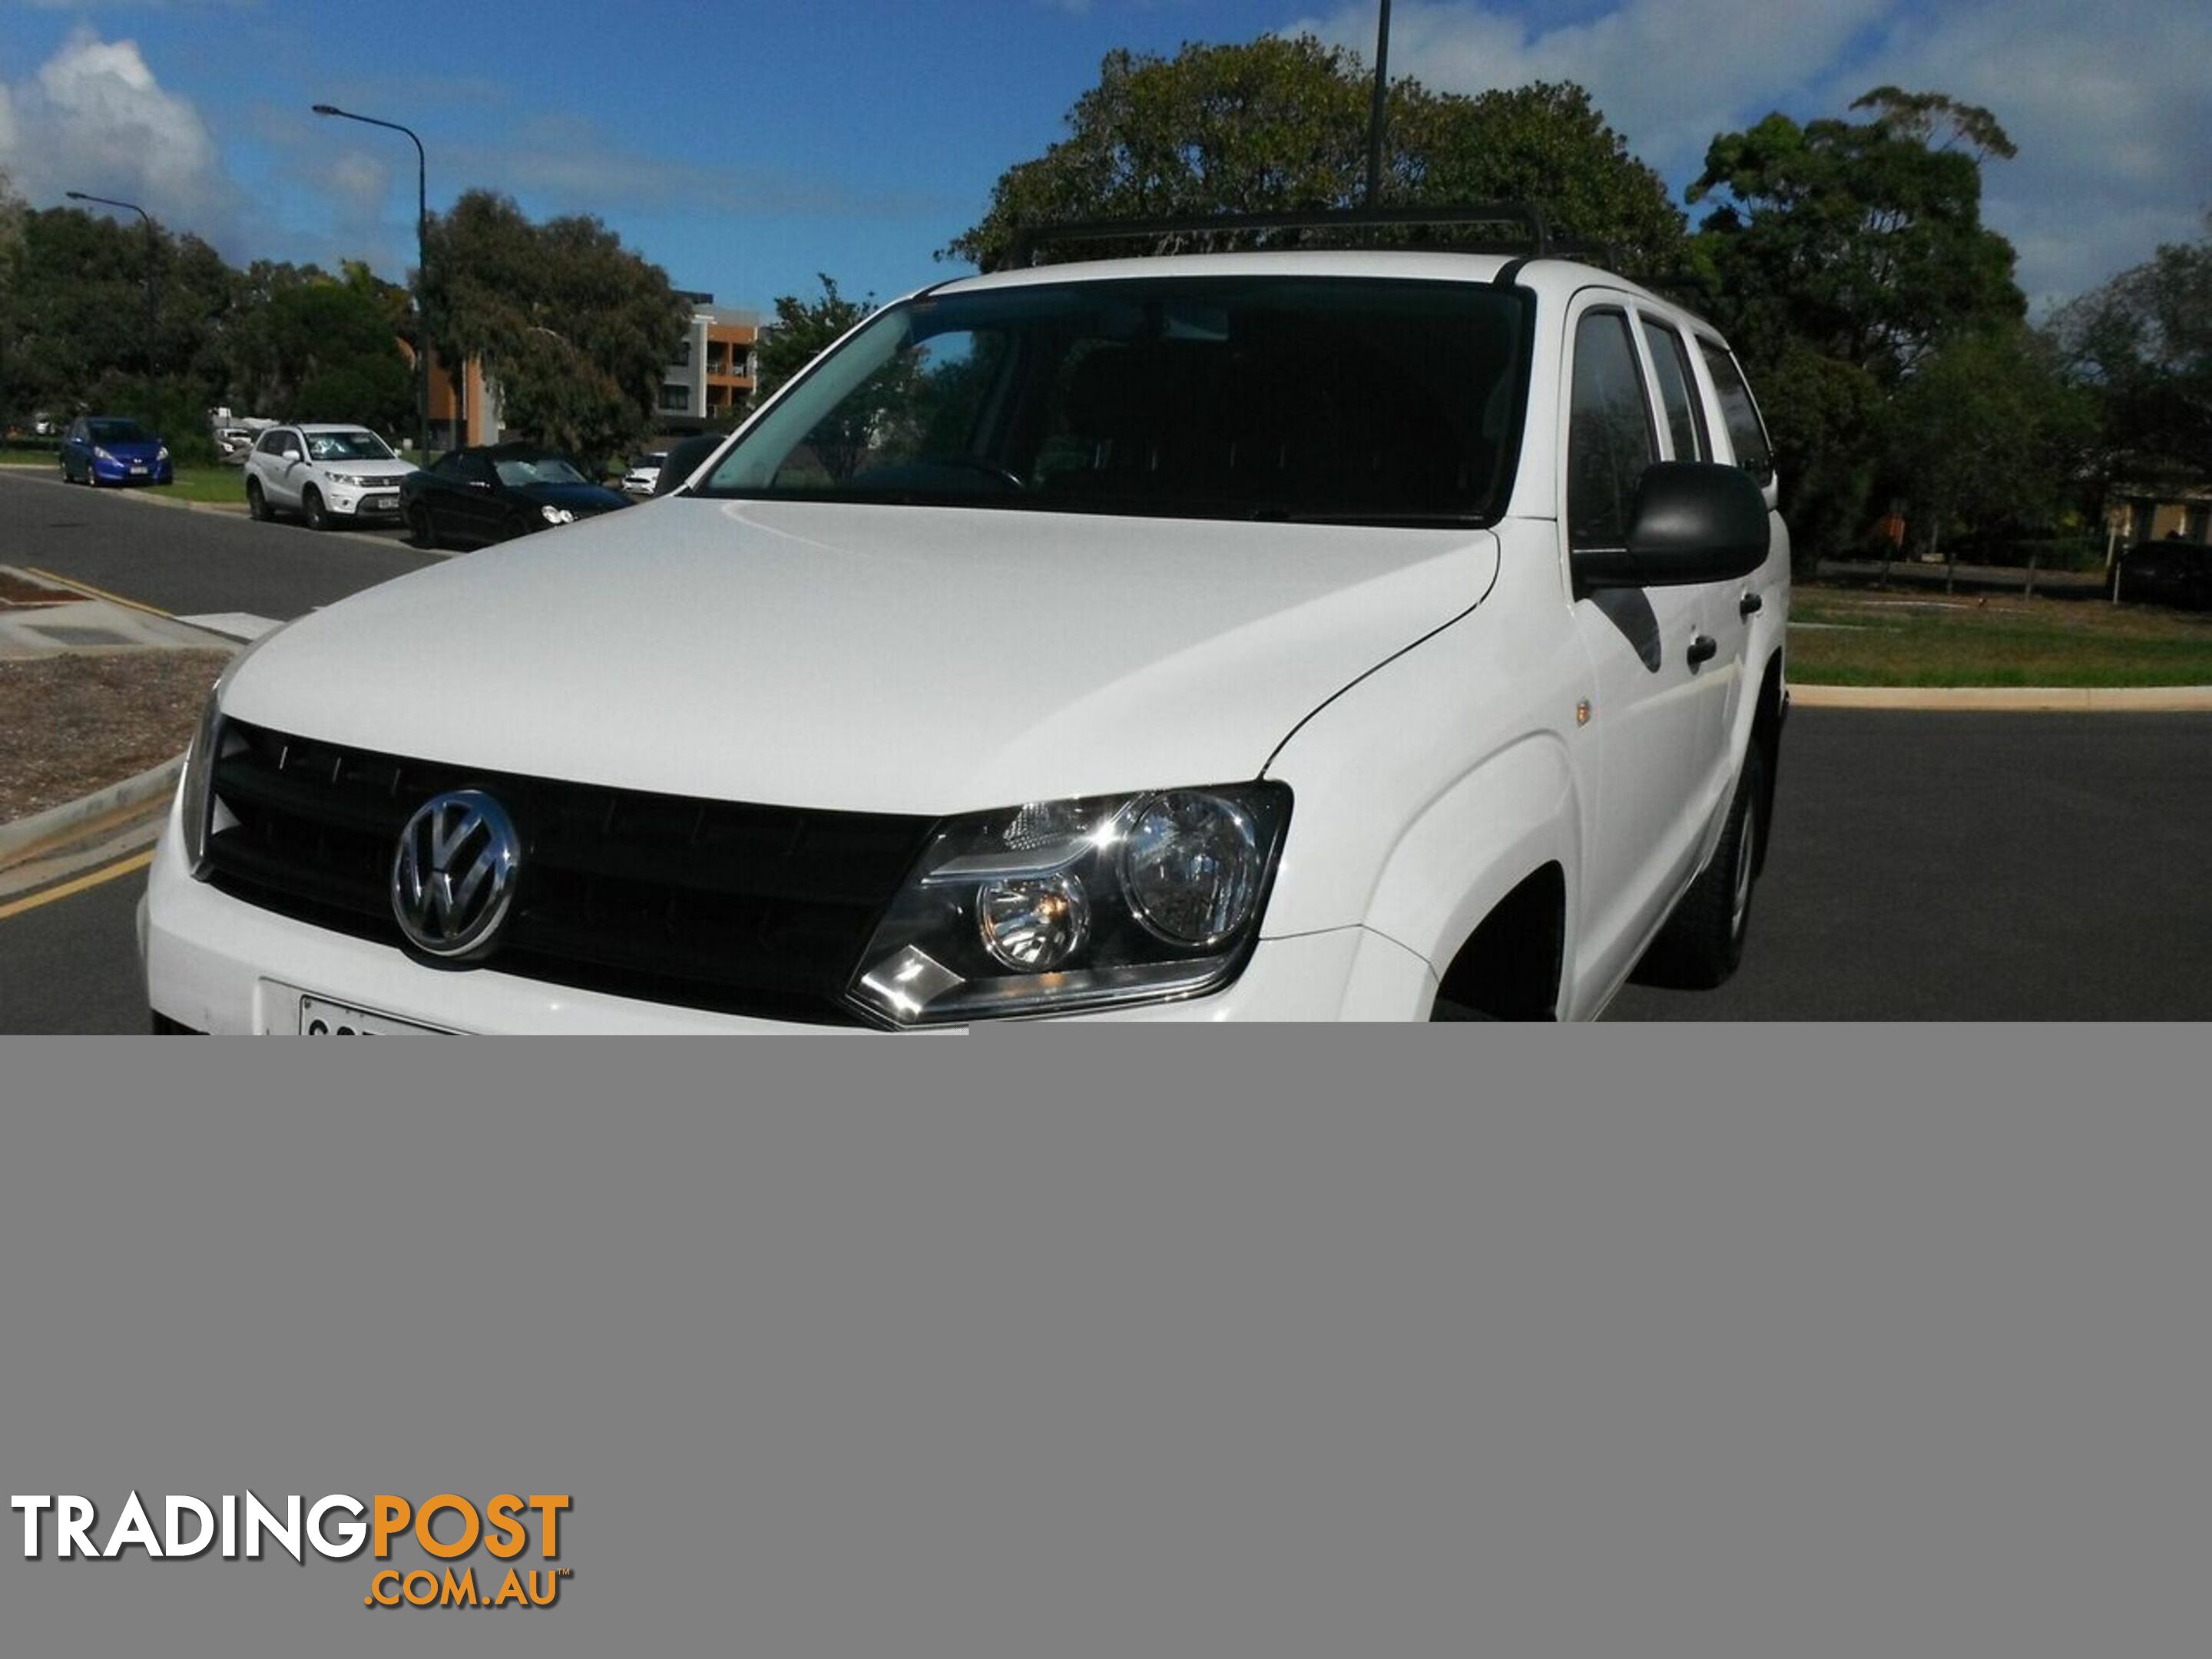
<box><xmin>146</xmin><ymin>225</ymin><xmax>1789</xmax><ymax>1031</ymax></box>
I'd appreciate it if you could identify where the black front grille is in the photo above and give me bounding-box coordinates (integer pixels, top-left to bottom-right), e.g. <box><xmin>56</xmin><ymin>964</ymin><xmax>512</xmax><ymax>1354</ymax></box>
<box><xmin>204</xmin><ymin>720</ymin><xmax>938</xmax><ymax>1023</ymax></box>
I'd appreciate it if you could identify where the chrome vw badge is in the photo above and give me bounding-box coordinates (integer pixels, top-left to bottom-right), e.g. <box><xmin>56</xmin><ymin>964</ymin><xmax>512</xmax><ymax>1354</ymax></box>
<box><xmin>391</xmin><ymin>790</ymin><xmax>522</xmax><ymax>959</ymax></box>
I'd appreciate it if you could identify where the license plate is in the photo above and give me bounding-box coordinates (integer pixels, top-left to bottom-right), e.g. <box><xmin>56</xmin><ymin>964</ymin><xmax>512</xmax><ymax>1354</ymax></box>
<box><xmin>294</xmin><ymin>993</ymin><xmax>451</xmax><ymax>1035</ymax></box>
<box><xmin>364</xmin><ymin>495</ymin><xmax>398</xmax><ymax>512</ymax></box>
<box><xmin>130</xmin><ymin>464</ymin><xmax>148</xmax><ymax>475</ymax></box>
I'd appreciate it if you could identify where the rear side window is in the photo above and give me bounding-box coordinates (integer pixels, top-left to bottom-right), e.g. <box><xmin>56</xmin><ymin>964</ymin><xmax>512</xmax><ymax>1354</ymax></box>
<box><xmin>1567</xmin><ymin>310</ymin><xmax>1655</xmax><ymax>551</ymax></box>
<box><xmin>1697</xmin><ymin>341</ymin><xmax>1773</xmax><ymax>485</ymax></box>
<box><xmin>1641</xmin><ymin>320</ymin><xmax>1707</xmax><ymax>462</ymax></box>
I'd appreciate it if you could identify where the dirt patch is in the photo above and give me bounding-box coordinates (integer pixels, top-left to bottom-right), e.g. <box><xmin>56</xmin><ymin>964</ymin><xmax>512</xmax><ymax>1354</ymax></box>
<box><xmin>0</xmin><ymin>651</ymin><xmax>231</xmax><ymax>823</ymax></box>
<box><xmin>0</xmin><ymin>571</ymin><xmax>75</xmax><ymax>606</ymax></box>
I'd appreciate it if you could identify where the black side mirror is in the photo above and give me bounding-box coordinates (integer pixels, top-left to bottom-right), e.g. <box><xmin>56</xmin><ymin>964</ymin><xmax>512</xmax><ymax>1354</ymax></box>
<box><xmin>653</xmin><ymin>432</ymin><xmax>728</xmax><ymax>497</ymax></box>
<box><xmin>1575</xmin><ymin>462</ymin><xmax>1771</xmax><ymax>591</ymax></box>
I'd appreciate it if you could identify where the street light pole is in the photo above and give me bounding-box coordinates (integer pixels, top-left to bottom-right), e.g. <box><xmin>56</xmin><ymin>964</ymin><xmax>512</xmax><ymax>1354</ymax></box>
<box><xmin>65</xmin><ymin>190</ymin><xmax>158</xmax><ymax>379</ymax></box>
<box><xmin>313</xmin><ymin>104</ymin><xmax>430</xmax><ymax>465</ymax></box>
<box><xmin>1364</xmin><ymin>0</ymin><xmax>1392</xmax><ymax>213</ymax></box>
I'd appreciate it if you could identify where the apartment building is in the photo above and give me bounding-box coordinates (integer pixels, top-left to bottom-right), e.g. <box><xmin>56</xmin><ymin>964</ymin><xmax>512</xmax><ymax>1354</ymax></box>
<box><xmin>403</xmin><ymin>292</ymin><xmax>758</xmax><ymax>452</ymax></box>
<box><xmin>659</xmin><ymin>291</ymin><xmax>760</xmax><ymax>428</ymax></box>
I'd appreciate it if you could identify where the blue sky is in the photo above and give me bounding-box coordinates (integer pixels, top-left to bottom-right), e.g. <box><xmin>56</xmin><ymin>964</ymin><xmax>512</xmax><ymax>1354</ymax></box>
<box><xmin>2</xmin><ymin>0</ymin><xmax>2204</xmax><ymax>316</ymax></box>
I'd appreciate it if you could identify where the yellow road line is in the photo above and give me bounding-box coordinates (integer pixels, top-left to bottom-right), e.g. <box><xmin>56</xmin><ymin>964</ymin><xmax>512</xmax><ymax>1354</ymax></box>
<box><xmin>0</xmin><ymin>850</ymin><xmax>154</xmax><ymax>921</ymax></box>
<box><xmin>20</xmin><ymin>568</ymin><xmax>174</xmax><ymax>619</ymax></box>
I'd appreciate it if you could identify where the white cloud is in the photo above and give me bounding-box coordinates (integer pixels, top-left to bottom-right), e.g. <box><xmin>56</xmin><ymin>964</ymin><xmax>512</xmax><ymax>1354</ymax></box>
<box><xmin>0</xmin><ymin>25</ymin><xmax>242</xmax><ymax>243</ymax></box>
<box><xmin>1283</xmin><ymin>0</ymin><xmax>1893</xmax><ymax>177</ymax></box>
<box><xmin>1847</xmin><ymin>0</ymin><xmax>2212</xmax><ymax>307</ymax></box>
<box><xmin>320</xmin><ymin>150</ymin><xmax>392</xmax><ymax>220</ymax></box>
<box><xmin>1279</xmin><ymin>0</ymin><xmax>2210</xmax><ymax>305</ymax></box>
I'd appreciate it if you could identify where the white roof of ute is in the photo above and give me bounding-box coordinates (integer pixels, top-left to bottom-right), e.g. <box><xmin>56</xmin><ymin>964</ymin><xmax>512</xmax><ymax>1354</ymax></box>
<box><xmin>929</xmin><ymin>247</ymin><xmax>1703</xmax><ymax>329</ymax></box>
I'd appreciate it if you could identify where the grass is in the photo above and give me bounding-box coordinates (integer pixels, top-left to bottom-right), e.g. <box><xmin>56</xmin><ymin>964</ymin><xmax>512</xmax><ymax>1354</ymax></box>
<box><xmin>1789</xmin><ymin>588</ymin><xmax>2212</xmax><ymax>687</ymax></box>
<box><xmin>154</xmin><ymin>465</ymin><xmax>251</xmax><ymax>505</ymax></box>
<box><xmin>1</xmin><ymin>454</ymin><xmax>250</xmax><ymax>505</ymax></box>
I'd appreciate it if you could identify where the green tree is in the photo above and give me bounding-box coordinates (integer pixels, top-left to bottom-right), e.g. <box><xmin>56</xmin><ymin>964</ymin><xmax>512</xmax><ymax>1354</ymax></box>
<box><xmin>1688</xmin><ymin>88</ymin><xmax>2028</xmax><ymax>565</ymax></box>
<box><xmin>0</xmin><ymin>197</ymin><xmax>240</xmax><ymax>450</ymax></box>
<box><xmin>1883</xmin><ymin>323</ymin><xmax>2096</xmax><ymax>584</ymax></box>
<box><xmin>2051</xmin><ymin>215</ymin><xmax>2212</xmax><ymax>483</ymax></box>
<box><xmin>753</xmin><ymin>273</ymin><xmax>874</xmax><ymax>407</ymax></box>
<box><xmin>947</xmin><ymin>38</ymin><xmax>1683</xmax><ymax>276</ymax></box>
<box><xmin>1690</xmin><ymin>88</ymin><xmax>2023</xmax><ymax>382</ymax></box>
<box><xmin>422</xmin><ymin>190</ymin><xmax>687</xmax><ymax>462</ymax></box>
<box><xmin>224</xmin><ymin>270</ymin><xmax>416</xmax><ymax>431</ymax></box>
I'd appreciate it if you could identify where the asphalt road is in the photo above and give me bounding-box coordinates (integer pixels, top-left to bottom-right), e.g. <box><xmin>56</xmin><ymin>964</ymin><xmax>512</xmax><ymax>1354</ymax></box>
<box><xmin>0</xmin><ymin>466</ymin><xmax>434</xmax><ymax>618</ymax></box>
<box><xmin>5</xmin><ymin>469</ymin><xmax>2210</xmax><ymax>1028</ymax></box>
<box><xmin>1608</xmin><ymin>708</ymin><xmax>2212</xmax><ymax>1020</ymax></box>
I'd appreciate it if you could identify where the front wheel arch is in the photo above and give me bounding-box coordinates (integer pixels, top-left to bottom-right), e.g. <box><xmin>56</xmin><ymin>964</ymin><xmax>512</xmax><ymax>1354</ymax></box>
<box><xmin>1431</xmin><ymin>863</ymin><xmax>1567</xmax><ymax>1021</ymax></box>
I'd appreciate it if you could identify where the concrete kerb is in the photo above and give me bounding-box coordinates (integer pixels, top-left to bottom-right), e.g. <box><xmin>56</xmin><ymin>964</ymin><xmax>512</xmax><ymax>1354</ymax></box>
<box><xmin>1790</xmin><ymin>684</ymin><xmax>2212</xmax><ymax>712</ymax></box>
<box><xmin>0</xmin><ymin>754</ymin><xmax>184</xmax><ymax>870</ymax></box>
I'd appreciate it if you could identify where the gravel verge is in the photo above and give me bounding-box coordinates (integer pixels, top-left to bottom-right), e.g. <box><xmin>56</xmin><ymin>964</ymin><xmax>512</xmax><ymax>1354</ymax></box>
<box><xmin>0</xmin><ymin>651</ymin><xmax>230</xmax><ymax>825</ymax></box>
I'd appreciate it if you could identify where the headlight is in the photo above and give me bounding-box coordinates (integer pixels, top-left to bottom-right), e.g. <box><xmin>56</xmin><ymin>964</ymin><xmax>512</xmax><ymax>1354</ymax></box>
<box><xmin>540</xmin><ymin>505</ymin><xmax>576</xmax><ymax>525</ymax></box>
<box><xmin>326</xmin><ymin>472</ymin><xmax>371</xmax><ymax>487</ymax></box>
<box><xmin>849</xmin><ymin>782</ymin><xmax>1290</xmax><ymax>1027</ymax></box>
<box><xmin>156</xmin><ymin>445</ymin><xmax>171</xmax><ymax>463</ymax></box>
<box><xmin>177</xmin><ymin>625</ymin><xmax>290</xmax><ymax>878</ymax></box>
<box><xmin>177</xmin><ymin>687</ymin><xmax>227</xmax><ymax>877</ymax></box>
<box><xmin>94</xmin><ymin>446</ymin><xmax>114</xmax><ymax>462</ymax></box>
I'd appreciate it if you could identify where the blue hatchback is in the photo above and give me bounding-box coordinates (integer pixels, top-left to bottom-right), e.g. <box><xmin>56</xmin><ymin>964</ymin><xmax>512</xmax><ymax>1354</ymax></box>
<box><xmin>60</xmin><ymin>416</ymin><xmax>174</xmax><ymax>487</ymax></box>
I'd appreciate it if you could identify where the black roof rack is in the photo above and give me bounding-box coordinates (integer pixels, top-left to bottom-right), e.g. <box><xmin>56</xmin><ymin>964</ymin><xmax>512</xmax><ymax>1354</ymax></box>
<box><xmin>1003</xmin><ymin>202</ymin><xmax>1565</xmax><ymax>270</ymax></box>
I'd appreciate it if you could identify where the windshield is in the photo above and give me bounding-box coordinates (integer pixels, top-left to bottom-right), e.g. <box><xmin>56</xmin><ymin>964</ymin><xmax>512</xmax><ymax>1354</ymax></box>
<box><xmin>494</xmin><ymin>455</ymin><xmax>589</xmax><ymax>488</ymax></box>
<box><xmin>697</xmin><ymin>275</ymin><xmax>1531</xmax><ymax>525</ymax></box>
<box><xmin>88</xmin><ymin>419</ymin><xmax>151</xmax><ymax>444</ymax></box>
<box><xmin>306</xmin><ymin>430</ymin><xmax>396</xmax><ymax>462</ymax></box>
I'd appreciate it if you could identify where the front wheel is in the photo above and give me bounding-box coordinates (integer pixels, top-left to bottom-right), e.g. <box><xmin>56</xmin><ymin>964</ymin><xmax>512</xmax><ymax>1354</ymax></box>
<box><xmin>406</xmin><ymin>502</ymin><xmax>439</xmax><ymax>549</ymax></box>
<box><xmin>1645</xmin><ymin>743</ymin><xmax>1767</xmax><ymax>989</ymax></box>
<box><xmin>247</xmin><ymin>478</ymin><xmax>270</xmax><ymax>521</ymax></box>
<box><xmin>303</xmin><ymin>486</ymin><xmax>329</xmax><ymax>531</ymax></box>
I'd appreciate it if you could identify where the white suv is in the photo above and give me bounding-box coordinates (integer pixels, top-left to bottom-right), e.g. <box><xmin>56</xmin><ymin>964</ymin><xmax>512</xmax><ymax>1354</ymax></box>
<box><xmin>145</xmin><ymin>229</ymin><xmax>1788</xmax><ymax>1031</ymax></box>
<box><xmin>243</xmin><ymin>423</ymin><xmax>413</xmax><ymax>530</ymax></box>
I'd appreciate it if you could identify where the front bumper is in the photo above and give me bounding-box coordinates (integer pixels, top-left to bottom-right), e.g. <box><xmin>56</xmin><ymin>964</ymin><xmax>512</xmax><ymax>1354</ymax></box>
<box><xmin>324</xmin><ymin>481</ymin><xmax>405</xmax><ymax>518</ymax></box>
<box><xmin>93</xmin><ymin>456</ymin><xmax>173</xmax><ymax>485</ymax></box>
<box><xmin>140</xmin><ymin>799</ymin><xmax>1437</xmax><ymax>1031</ymax></box>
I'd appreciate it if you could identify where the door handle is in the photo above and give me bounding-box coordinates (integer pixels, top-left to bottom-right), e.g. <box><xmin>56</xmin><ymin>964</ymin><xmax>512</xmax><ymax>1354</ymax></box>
<box><xmin>1739</xmin><ymin>591</ymin><xmax>1763</xmax><ymax>618</ymax></box>
<box><xmin>1687</xmin><ymin>634</ymin><xmax>1718</xmax><ymax>667</ymax></box>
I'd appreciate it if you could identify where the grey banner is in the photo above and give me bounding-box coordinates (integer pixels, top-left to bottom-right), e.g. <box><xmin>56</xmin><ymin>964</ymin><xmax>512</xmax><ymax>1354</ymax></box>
<box><xmin>1</xmin><ymin>1028</ymin><xmax>2204</xmax><ymax>1657</ymax></box>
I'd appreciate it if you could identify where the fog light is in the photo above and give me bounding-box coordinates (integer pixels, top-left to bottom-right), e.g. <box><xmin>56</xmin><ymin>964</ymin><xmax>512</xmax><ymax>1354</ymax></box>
<box><xmin>977</xmin><ymin>875</ymin><xmax>1090</xmax><ymax>970</ymax></box>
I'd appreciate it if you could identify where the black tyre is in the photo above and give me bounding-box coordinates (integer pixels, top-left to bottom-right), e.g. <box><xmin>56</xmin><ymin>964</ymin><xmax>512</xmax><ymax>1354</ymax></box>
<box><xmin>1646</xmin><ymin>743</ymin><xmax>1766</xmax><ymax>989</ymax></box>
<box><xmin>303</xmin><ymin>486</ymin><xmax>329</xmax><ymax>531</ymax></box>
<box><xmin>85</xmin><ymin>462</ymin><xmax>100</xmax><ymax>488</ymax></box>
<box><xmin>406</xmin><ymin>502</ymin><xmax>439</xmax><ymax>549</ymax></box>
<box><xmin>247</xmin><ymin>478</ymin><xmax>270</xmax><ymax>522</ymax></box>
